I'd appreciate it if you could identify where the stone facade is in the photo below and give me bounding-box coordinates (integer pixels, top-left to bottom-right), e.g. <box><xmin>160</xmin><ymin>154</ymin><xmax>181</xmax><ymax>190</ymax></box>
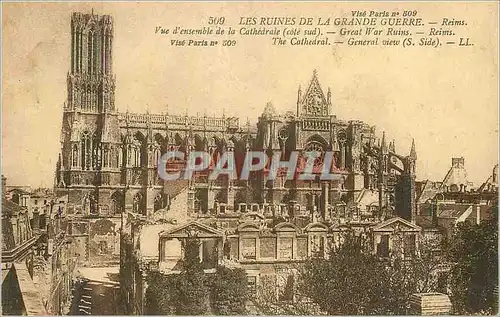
<box><xmin>55</xmin><ymin>13</ymin><xmax>419</xmax><ymax>263</ymax></box>
<box><xmin>416</xmin><ymin>159</ymin><xmax>498</xmax><ymax>240</ymax></box>
<box><xmin>53</xmin><ymin>11</ymin><xmax>427</xmax><ymax>314</ymax></box>
<box><xmin>1</xmin><ymin>177</ymin><xmax>45</xmax><ymax>315</ymax></box>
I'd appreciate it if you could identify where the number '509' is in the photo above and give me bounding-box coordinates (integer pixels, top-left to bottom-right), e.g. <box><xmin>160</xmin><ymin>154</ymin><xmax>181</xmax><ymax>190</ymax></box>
<box><xmin>222</xmin><ymin>40</ymin><xmax>236</xmax><ymax>47</ymax></box>
<box><xmin>208</xmin><ymin>17</ymin><xmax>225</xmax><ymax>25</ymax></box>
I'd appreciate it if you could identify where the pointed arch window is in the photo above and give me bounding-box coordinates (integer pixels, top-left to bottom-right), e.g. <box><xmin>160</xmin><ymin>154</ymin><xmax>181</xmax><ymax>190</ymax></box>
<box><xmin>304</xmin><ymin>140</ymin><xmax>326</xmax><ymax>168</ymax></box>
<box><xmin>72</xmin><ymin>144</ymin><xmax>79</xmax><ymax>167</ymax></box>
<box><xmin>133</xmin><ymin>193</ymin><xmax>144</xmax><ymax>214</ymax></box>
<box><xmin>103</xmin><ymin>145</ymin><xmax>109</xmax><ymax>168</ymax></box>
<box><xmin>88</xmin><ymin>193</ymin><xmax>98</xmax><ymax>215</ymax></box>
<box><xmin>111</xmin><ymin>191</ymin><xmax>124</xmax><ymax>215</ymax></box>
<box><xmin>154</xmin><ymin>193</ymin><xmax>166</xmax><ymax>212</ymax></box>
<box><xmin>88</xmin><ymin>31</ymin><xmax>94</xmax><ymax>75</ymax></box>
<box><xmin>131</xmin><ymin>136</ymin><xmax>143</xmax><ymax>167</ymax></box>
<box><xmin>117</xmin><ymin>145</ymin><xmax>123</xmax><ymax>167</ymax></box>
<box><xmin>93</xmin><ymin>32</ymin><xmax>99</xmax><ymax>76</ymax></box>
<box><xmin>92</xmin><ymin>133</ymin><xmax>101</xmax><ymax>170</ymax></box>
<box><xmin>153</xmin><ymin>146</ymin><xmax>161</xmax><ymax>168</ymax></box>
<box><xmin>134</xmin><ymin>146</ymin><xmax>140</xmax><ymax>167</ymax></box>
<box><xmin>127</xmin><ymin>144</ymin><xmax>132</xmax><ymax>166</ymax></box>
<box><xmin>81</xmin><ymin>131</ymin><xmax>92</xmax><ymax>170</ymax></box>
<box><xmin>110</xmin><ymin>145</ymin><xmax>115</xmax><ymax>168</ymax></box>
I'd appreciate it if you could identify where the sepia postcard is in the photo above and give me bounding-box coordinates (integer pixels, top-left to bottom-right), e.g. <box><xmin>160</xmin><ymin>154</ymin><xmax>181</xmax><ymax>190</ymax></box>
<box><xmin>1</xmin><ymin>1</ymin><xmax>498</xmax><ymax>315</ymax></box>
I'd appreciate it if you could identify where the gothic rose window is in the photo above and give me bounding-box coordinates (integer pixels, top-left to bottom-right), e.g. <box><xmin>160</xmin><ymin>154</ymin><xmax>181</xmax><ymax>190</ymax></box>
<box><xmin>304</xmin><ymin>141</ymin><xmax>325</xmax><ymax>167</ymax></box>
<box><xmin>278</xmin><ymin>128</ymin><xmax>289</xmax><ymax>139</ymax></box>
<box><xmin>306</xmin><ymin>93</ymin><xmax>323</xmax><ymax>115</ymax></box>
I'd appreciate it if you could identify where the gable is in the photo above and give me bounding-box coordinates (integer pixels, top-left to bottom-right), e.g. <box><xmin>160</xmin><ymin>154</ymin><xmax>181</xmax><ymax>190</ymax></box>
<box><xmin>274</xmin><ymin>222</ymin><xmax>300</xmax><ymax>233</ymax></box>
<box><xmin>240</xmin><ymin>212</ymin><xmax>265</xmax><ymax>222</ymax></box>
<box><xmin>238</xmin><ymin>222</ymin><xmax>260</xmax><ymax>232</ymax></box>
<box><xmin>304</xmin><ymin>222</ymin><xmax>328</xmax><ymax>232</ymax></box>
<box><xmin>301</xmin><ymin>71</ymin><xmax>329</xmax><ymax>117</ymax></box>
<box><xmin>159</xmin><ymin>221</ymin><xmax>223</xmax><ymax>238</ymax></box>
<box><xmin>373</xmin><ymin>217</ymin><xmax>421</xmax><ymax>232</ymax></box>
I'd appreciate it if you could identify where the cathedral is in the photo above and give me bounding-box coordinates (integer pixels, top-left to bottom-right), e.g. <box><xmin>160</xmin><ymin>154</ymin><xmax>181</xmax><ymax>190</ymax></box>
<box><xmin>55</xmin><ymin>12</ymin><xmax>419</xmax><ymax>302</ymax></box>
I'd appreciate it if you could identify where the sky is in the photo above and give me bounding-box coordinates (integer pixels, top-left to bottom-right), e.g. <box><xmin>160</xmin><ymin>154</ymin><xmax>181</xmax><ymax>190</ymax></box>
<box><xmin>2</xmin><ymin>2</ymin><xmax>498</xmax><ymax>188</ymax></box>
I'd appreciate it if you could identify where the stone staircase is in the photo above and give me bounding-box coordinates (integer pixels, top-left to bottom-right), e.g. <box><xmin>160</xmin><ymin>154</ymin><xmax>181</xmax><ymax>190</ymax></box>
<box><xmin>71</xmin><ymin>279</ymin><xmax>120</xmax><ymax>315</ymax></box>
<box><xmin>77</xmin><ymin>285</ymin><xmax>92</xmax><ymax>315</ymax></box>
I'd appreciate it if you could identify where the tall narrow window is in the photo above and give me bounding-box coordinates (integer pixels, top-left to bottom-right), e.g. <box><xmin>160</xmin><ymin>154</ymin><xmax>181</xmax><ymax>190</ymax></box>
<box><xmin>103</xmin><ymin>146</ymin><xmax>109</xmax><ymax>168</ymax></box>
<box><xmin>72</xmin><ymin>144</ymin><xmax>78</xmax><ymax>167</ymax></box>
<box><xmin>154</xmin><ymin>148</ymin><xmax>160</xmax><ymax>167</ymax></box>
<box><xmin>88</xmin><ymin>31</ymin><xmax>93</xmax><ymax>74</ymax></box>
<box><xmin>133</xmin><ymin>193</ymin><xmax>143</xmax><ymax>214</ymax></box>
<box><xmin>117</xmin><ymin>146</ymin><xmax>123</xmax><ymax>167</ymax></box>
<box><xmin>82</xmin><ymin>88</ymin><xmax>86</xmax><ymax>111</ymax></box>
<box><xmin>75</xmin><ymin>29</ymin><xmax>80</xmax><ymax>72</ymax></box>
<box><xmin>154</xmin><ymin>193</ymin><xmax>165</xmax><ymax>211</ymax></box>
<box><xmin>134</xmin><ymin>147</ymin><xmax>139</xmax><ymax>167</ymax></box>
<box><xmin>93</xmin><ymin>32</ymin><xmax>99</xmax><ymax>75</ymax></box>
<box><xmin>72</xmin><ymin>29</ymin><xmax>76</xmax><ymax>73</ymax></box>
<box><xmin>78</xmin><ymin>29</ymin><xmax>83</xmax><ymax>72</ymax></box>
<box><xmin>88</xmin><ymin>33</ymin><xmax>92</xmax><ymax>74</ymax></box>
<box><xmin>108</xmin><ymin>35</ymin><xmax>113</xmax><ymax>75</ymax></box>
<box><xmin>378</xmin><ymin>235</ymin><xmax>390</xmax><ymax>258</ymax></box>
<box><xmin>127</xmin><ymin>145</ymin><xmax>132</xmax><ymax>166</ymax></box>
<box><xmin>81</xmin><ymin>132</ymin><xmax>91</xmax><ymax>170</ymax></box>
<box><xmin>89</xmin><ymin>193</ymin><xmax>97</xmax><ymax>214</ymax></box>
<box><xmin>111</xmin><ymin>192</ymin><xmax>124</xmax><ymax>215</ymax></box>
<box><xmin>86</xmin><ymin>86</ymin><xmax>91</xmax><ymax>110</ymax></box>
<box><xmin>92</xmin><ymin>134</ymin><xmax>100</xmax><ymax>170</ymax></box>
<box><xmin>81</xmin><ymin>138</ymin><xmax>86</xmax><ymax>169</ymax></box>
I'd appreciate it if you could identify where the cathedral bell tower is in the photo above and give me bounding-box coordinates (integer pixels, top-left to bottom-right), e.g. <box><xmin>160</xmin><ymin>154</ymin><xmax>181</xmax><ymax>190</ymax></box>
<box><xmin>67</xmin><ymin>12</ymin><xmax>115</xmax><ymax>113</ymax></box>
<box><xmin>57</xmin><ymin>11</ymin><xmax>122</xmax><ymax>208</ymax></box>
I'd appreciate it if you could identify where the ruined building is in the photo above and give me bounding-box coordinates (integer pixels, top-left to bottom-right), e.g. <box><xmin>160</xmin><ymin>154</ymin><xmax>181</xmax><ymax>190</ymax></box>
<box><xmin>54</xmin><ymin>11</ymin><xmax>422</xmax><ymax>313</ymax></box>
<box><xmin>416</xmin><ymin>159</ymin><xmax>498</xmax><ymax>239</ymax></box>
<box><xmin>1</xmin><ymin>176</ymin><xmax>46</xmax><ymax>315</ymax></box>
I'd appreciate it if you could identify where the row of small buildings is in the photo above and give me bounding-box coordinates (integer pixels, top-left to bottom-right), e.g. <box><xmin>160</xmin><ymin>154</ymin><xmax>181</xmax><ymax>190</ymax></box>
<box><xmin>2</xmin><ymin>155</ymin><xmax>496</xmax><ymax>315</ymax></box>
<box><xmin>1</xmin><ymin>176</ymin><xmax>77</xmax><ymax>315</ymax></box>
<box><xmin>119</xmin><ymin>159</ymin><xmax>498</xmax><ymax>314</ymax></box>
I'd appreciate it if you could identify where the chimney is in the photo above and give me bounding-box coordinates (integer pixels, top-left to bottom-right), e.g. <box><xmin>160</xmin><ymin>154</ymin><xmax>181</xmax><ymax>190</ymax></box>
<box><xmin>2</xmin><ymin>175</ymin><xmax>6</xmax><ymax>198</ymax></box>
<box><xmin>432</xmin><ymin>202</ymin><xmax>439</xmax><ymax>227</ymax></box>
<box><xmin>452</xmin><ymin>157</ymin><xmax>465</xmax><ymax>168</ymax></box>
